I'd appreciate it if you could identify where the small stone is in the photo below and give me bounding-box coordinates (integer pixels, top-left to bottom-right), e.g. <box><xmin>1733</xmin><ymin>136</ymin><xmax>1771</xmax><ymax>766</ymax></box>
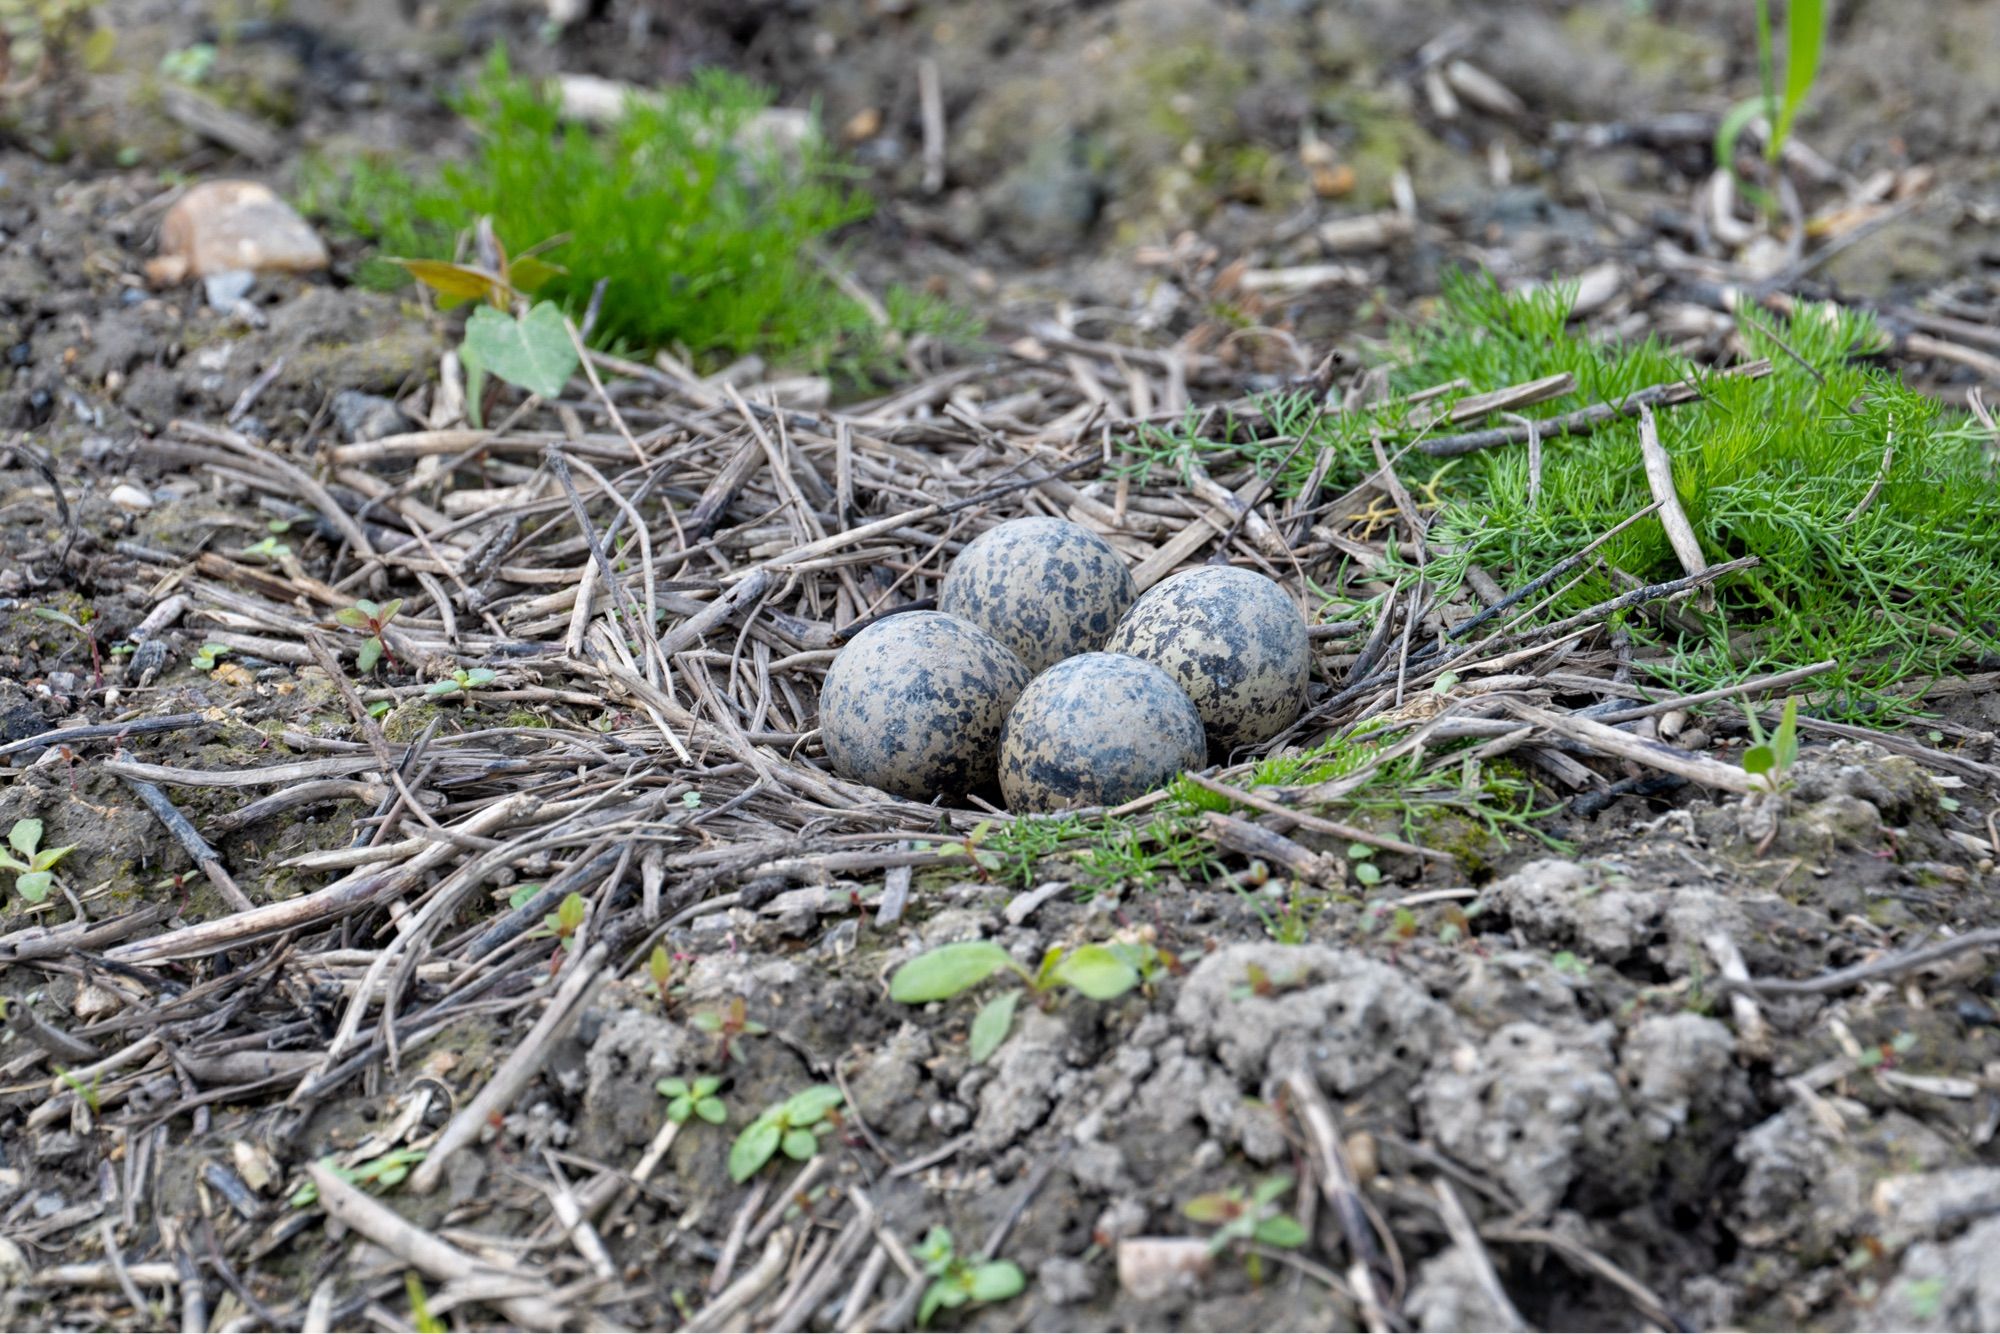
<box><xmin>72</xmin><ymin>983</ymin><xmax>122</xmax><ymax>1021</ymax></box>
<box><xmin>927</xmin><ymin>1101</ymin><xmax>971</xmax><ymax>1134</ymax></box>
<box><xmin>108</xmin><ymin>483</ymin><xmax>153</xmax><ymax>512</ymax></box>
<box><xmin>152</xmin><ymin>180</ymin><xmax>328</xmax><ymax>283</ymax></box>
<box><xmin>203</xmin><ymin>269</ymin><xmax>256</xmax><ymax>310</ymax></box>
<box><xmin>331</xmin><ymin>389</ymin><xmax>414</xmax><ymax>444</ymax></box>
<box><xmin>32</xmin><ymin>1131</ymin><xmax>80</xmax><ymax>1166</ymax></box>
<box><xmin>1038</xmin><ymin>1256</ymin><xmax>1097</xmax><ymax>1307</ymax></box>
<box><xmin>1116</xmin><ymin>1237</ymin><xmax>1211</xmax><ymax>1302</ymax></box>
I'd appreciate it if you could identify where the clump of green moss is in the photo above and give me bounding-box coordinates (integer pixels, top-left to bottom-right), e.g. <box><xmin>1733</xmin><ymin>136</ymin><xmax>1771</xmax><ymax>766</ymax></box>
<box><xmin>300</xmin><ymin>50</ymin><xmax>971</xmax><ymax>382</ymax></box>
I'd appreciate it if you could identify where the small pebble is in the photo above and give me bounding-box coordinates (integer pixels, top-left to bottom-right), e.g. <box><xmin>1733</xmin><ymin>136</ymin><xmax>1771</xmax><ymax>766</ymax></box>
<box><xmin>108</xmin><ymin>483</ymin><xmax>153</xmax><ymax>512</ymax></box>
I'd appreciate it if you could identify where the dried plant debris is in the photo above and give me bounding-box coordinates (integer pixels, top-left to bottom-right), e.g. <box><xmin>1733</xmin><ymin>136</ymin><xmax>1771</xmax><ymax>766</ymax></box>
<box><xmin>5</xmin><ymin>20</ymin><xmax>2000</xmax><ymax>1327</ymax></box>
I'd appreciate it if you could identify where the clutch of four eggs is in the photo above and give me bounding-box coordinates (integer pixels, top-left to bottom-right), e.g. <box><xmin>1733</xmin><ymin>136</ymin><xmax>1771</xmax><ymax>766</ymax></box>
<box><xmin>819</xmin><ymin>517</ymin><xmax>1309</xmax><ymax>812</ymax></box>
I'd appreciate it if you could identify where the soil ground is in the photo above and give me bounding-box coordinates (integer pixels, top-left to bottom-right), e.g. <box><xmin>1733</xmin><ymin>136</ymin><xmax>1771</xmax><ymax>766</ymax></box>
<box><xmin>3</xmin><ymin>1</ymin><xmax>2000</xmax><ymax>1331</ymax></box>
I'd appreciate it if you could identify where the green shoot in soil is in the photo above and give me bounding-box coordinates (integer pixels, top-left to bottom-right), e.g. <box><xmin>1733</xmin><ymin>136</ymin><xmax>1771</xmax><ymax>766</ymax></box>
<box><xmin>915</xmin><ymin>1227</ymin><xmax>1025</xmax><ymax>1327</ymax></box>
<box><xmin>890</xmin><ymin>937</ymin><xmax>1162</xmax><ymax>1063</ymax></box>
<box><xmin>300</xmin><ymin>51</ymin><xmax>971</xmax><ymax>380</ymax></box>
<box><xmin>1152</xmin><ymin>272</ymin><xmax>1999</xmax><ymax>720</ymax></box>
<box><xmin>334</xmin><ymin>597</ymin><xmax>401</xmax><ymax>674</ymax></box>
<box><xmin>656</xmin><ymin>1076</ymin><xmax>727</xmax><ymax>1127</ymax></box>
<box><xmin>728</xmin><ymin>1085</ymin><xmax>843</xmax><ymax>1182</ymax></box>
<box><xmin>1</xmin><ymin>818</ymin><xmax>73</xmax><ymax>904</ymax></box>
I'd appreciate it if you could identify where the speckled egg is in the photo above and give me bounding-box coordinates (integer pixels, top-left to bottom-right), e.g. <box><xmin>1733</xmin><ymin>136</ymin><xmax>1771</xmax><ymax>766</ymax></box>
<box><xmin>1107</xmin><ymin>566</ymin><xmax>1309</xmax><ymax>752</ymax></box>
<box><xmin>999</xmin><ymin>653</ymin><xmax>1206</xmax><ymax>812</ymax></box>
<box><xmin>820</xmin><ymin>611</ymin><xmax>1031</xmax><ymax>800</ymax></box>
<box><xmin>939</xmin><ymin>517</ymin><xmax>1137</xmax><ymax>673</ymax></box>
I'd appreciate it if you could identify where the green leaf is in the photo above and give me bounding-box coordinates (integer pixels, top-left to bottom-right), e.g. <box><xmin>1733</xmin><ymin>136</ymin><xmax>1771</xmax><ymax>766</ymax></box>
<box><xmin>693</xmin><ymin>1076</ymin><xmax>721</xmax><ymax>1097</ymax></box>
<box><xmin>1773</xmin><ymin>696</ymin><xmax>1800</xmax><ymax>771</ymax></box>
<box><xmin>29</xmin><ymin>846</ymin><xmax>73</xmax><ymax>874</ymax></box>
<box><xmin>918</xmin><ymin>1281</ymin><xmax>949</xmax><ymax>1327</ymax></box>
<box><xmin>1182</xmin><ymin>1192</ymin><xmax>1238</xmax><ymax>1224</ymax></box>
<box><xmin>507</xmin><ymin>254</ymin><xmax>566</xmax><ymax>295</ymax></box>
<box><xmin>968</xmin><ymin>990</ymin><xmax>1020</xmax><ymax>1065</ymax></box>
<box><xmin>9</xmin><ymin>819</ymin><xmax>43</xmax><ymax>860</ymax></box>
<box><xmin>889</xmin><ymin>941</ymin><xmax>1021</xmax><ymax>1003</ymax></box>
<box><xmin>695</xmin><ymin>1097</ymin><xmax>727</xmax><ymax>1124</ymax></box>
<box><xmin>1251</xmin><ymin>1175</ymin><xmax>1293</xmax><ymax>1206</ymax></box>
<box><xmin>780</xmin><ymin>1127</ymin><xmax>818</xmax><ymax>1161</ymax></box>
<box><xmin>461</xmin><ymin>302</ymin><xmax>579</xmax><ymax>400</ymax></box>
<box><xmin>1354</xmin><ymin>861</ymin><xmax>1382</xmax><ymax>886</ymax></box>
<box><xmin>657</xmin><ymin>1078</ymin><xmax>690</xmax><ymax>1099</ymax></box>
<box><xmin>964</xmin><ymin>1261</ymin><xmax>1025</xmax><ymax>1303</ymax></box>
<box><xmin>1254</xmin><ymin>1215</ymin><xmax>1308</xmax><ymax>1248</ymax></box>
<box><xmin>16</xmin><ymin>871</ymin><xmax>53</xmax><ymax>902</ymax></box>
<box><xmin>356</xmin><ymin>637</ymin><xmax>383</xmax><ymax>674</ymax></box>
<box><xmin>1772</xmin><ymin>0</ymin><xmax>1825</xmax><ymax>157</ymax></box>
<box><xmin>1345</xmin><ymin>842</ymin><xmax>1376</xmax><ymax>861</ymax></box>
<box><xmin>1051</xmin><ymin>944</ymin><xmax>1141</xmax><ymax>1000</ymax></box>
<box><xmin>1743</xmin><ymin>744</ymin><xmax>1775</xmax><ymax>776</ymax></box>
<box><xmin>425</xmin><ymin>679</ymin><xmax>461</xmax><ymax>697</ymax></box>
<box><xmin>728</xmin><ymin>1120</ymin><xmax>782</xmax><ymax>1182</ymax></box>
<box><xmin>1713</xmin><ymin>94</ymin><xmax>1768</xmax><ymax>172</ymax></box>
<box><xmin>782</xmin><ymin>1084</ymin><xmax>844</xmax><ymax>1124</ymax></box>
<box><xmin>508</xmin><ymin>883</ymin><xmax>541</xmax><ymax>911</ymax></box>
<box><xmin>915</xmin><ymin>1226</ymin><xmax>955</xmax><ymax>1272</ymax></box>
<box><xmin>395</xmin><ymin>257</ymin><xmax>509</xmax><ymax>308</ymax></box>
<box><xmin>334</xmin><ymin>606</ymin><xmax>372</xmax><ymax>629</ymax></box>
<box><xmin>30</xmin><ymin>607</ymin><xmax>84</xmax><ymax>631</ymax></box>
<box><xmin>666</xmin><ymin>1097</ymin><xmax>693</xmax><ymax>1124</ymax></box>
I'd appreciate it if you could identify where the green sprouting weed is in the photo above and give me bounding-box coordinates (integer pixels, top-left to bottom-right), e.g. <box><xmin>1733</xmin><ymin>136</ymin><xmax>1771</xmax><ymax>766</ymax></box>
<box><xmin>1184</xmin><ymin>1175</ymin><xmax>1309</xmax><ymax>1257</ymax></box>
<box><xmin>426</xmin><ymin>666</ymin><xmax>499</xmax><ymax>698</ymax></box>
<box><xmin>406</xmin><ymin>1272</ymin><xmax>445</xmax><ymax>1334</ymax></box>
<box><xmin>526</xmin><ymin>891</ymin><xmax>588</xmax><ymax>952</ymax></box>
<box><xmin>728</xmin><ymin>1085</ymin><xmax>843</xmax><ymax>1182</ymax></box>
<box><xmin>936</xmin><ymin>819</ymin><xmax>1004</xmax><ymax>879</ymax></box>
<box><xmin>238</xmin><ymin>535</ymin><xmax>292</xmax><ymax>563</ymax></box>
<box><xmin>288</xmin><ymin>1147</ymin><xmax>427</xmax><ymax>1207</ymax></box>
<box><xmin>55</xmin><ymin>1066</ymin><xmax>101</xmax><ymax>1112</ymax></box>
<box><xmin>692</xmin><ymin>997</ymin><xmax>768</xmax><ymax>1064</ymax></box>
<box><xmin>1550</xmin><ymin>950</ymin><xmax>1591</xmax><ymax>979</ymax></box>
<box><xmin>191</xmin><ymin>643</ymin><xmax>232</xmax><ymax>672</ymax></box>
<box><xmin>1348</xmin><ymin>842</ymin><xmax>1383</xmax><ymax>887</ymax></box>
<box><xmin>890</xmin><ymin>938</ymin><xmax>1156</xmax><ymax>1063</ymax></box>
<box><xmin>460</xmin><ymin>300</ymin><xmax>581</xmax><ymax>415</ymax></box>
<box><xmin>298</xmin><ymin>50</ymin><xmax>969</xmax><ymax>384</ymax></box>
<box><xmin>1715</xmin><ymin>0</ymin><xmax>1825</xmax><ymax>189</ymax></box>
<box><xmin>646</xmin><ymin>943</ymin><xmax>676</xmax><ymax>1005</ymax></box>
<box><xmin>158</xmin><ymin>41</ymin><xmax>216</xmax><ymax>85</ymax></box>
<box><xmin>1</xmin><ymin>818</ymin><xmax>74</xmax><ymax>903</ymax></box>
<box><xmin>1742</xmin><ymin>696</ymin><xmax>1801</xmax><ymax>792</ymax></box>
<box><xmin>334</xmin><ymin>597</ymin><xmax>403</xmax><ymax>674</ymax></box>
<box><xmin>915</xmin><ymin>1226</ymin><xmax>1025</xmax><ymax>1327</ymax></box>
<box><xmin>656</xmin><ymin>1075</ymin><xmax>727</xmax><ymax>1126</ymax></box>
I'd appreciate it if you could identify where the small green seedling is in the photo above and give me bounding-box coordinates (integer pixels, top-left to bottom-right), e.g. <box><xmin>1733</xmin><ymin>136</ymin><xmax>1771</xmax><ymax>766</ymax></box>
<box><xmin>191</xmin><ymin>643</ymin><xmax>232</xmax><ymax>672</ymax></box>
<box><xmin>691</xmin><ymin>997</ymin><xmax>767</xmax><ymax>1064</ymax></box>
<box><xmin>1183</xmin><ymin>1175</ymin><xmax>1308</xmax><ymax>1281</ymax></box>
<box><xmin>427</xmin><ymin>666</ymin><xmax>498</xmax><ymax>698</ymax></box>
<box><xmin>406</xmin><ymin>1272</ymin><xmax>445</xmax><ymax>1334</ymax></box>
<box><xmin>30</xmin><ymin>604</ymin><xmax>102</xmax><ymax>682</ymax></box>
<box><xmin>525</xmin><ymin>891</ymin><xmax>587</xmax><ymax>952</ymax></box>
<box><xmin>1714</xmin><ymin>0</ymin><xmax>1826</xmax><ymax>198</ymax></box>
<box><xmin>1741</xmin><ymin>696</ymin><xmax>1801</xmax><ymax>793</ymax></box>
<box><xmin>2</xmin><ymin>819</ymin><xmax>75</xmax><ymax>903</ymax></box>
<box><xmin>657</xmin><ymin>1076</ymin><xmax>727</xmax><ymax>1126</ymax></box>
<box><xmin>914</xmin><ymin>1226</ymin><xmax>1025</xmax><ymax>1327</ymax></box>
<box><xmin>1347</xmin><ymin>842</ymin><xmax>1383</xmax><ymax>887</ymax></box>
<box><xmin>394</xmin><ymin>225</ymin><xmax>566</xmax><ymax>313</ymax></box>
<box><xmin>288</xmin><ymin>1147</ymin><xmax>427</xmax><ymax>1207</ymax></box>
<box><xmin>646</xmin><ymin>943</ymin><xmax>677</xmax><ymax>1005</ymax></box>
<box><xmin>239</xmin><ymin>535</ymin><xmax>292</xmax><ymax>563</ymax></box>
<box><xmin>935</xmin><ymin>820</ymin><xmax>1003</xmax><ymax>879</ymax></box>
<box><xmin>728</xmin><ymin>1085</ymin><xmax>843</xmax><ymax>1182</ymax></box>
<box><xmin>55</xmin><ymin>1066</ymin><xmax>102</xmax><ymax>1113</ymax></box>
<box><xmin>888</xmin><ymin>937</ymin><xmax>1157</xmax><ymax>1064</ymax></box>
<box><xmin>334</xmin><ymin>598</ymin><xmax>403</xmax><ymax>673</ymax></box>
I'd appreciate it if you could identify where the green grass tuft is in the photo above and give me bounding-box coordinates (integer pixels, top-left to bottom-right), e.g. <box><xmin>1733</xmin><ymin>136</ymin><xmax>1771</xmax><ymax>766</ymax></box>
<box><xmin>298</xmin><ymin>50</ymin><xmax>972</xmax><ymax>381</ymax></box>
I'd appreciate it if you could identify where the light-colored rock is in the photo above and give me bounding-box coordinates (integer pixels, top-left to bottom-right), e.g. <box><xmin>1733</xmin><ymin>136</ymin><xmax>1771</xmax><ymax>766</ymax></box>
<box><xmin>107</xmin><ymin>484</ymin><xmax>153</xmax><ymax>513</ymax></box>
<box><xmin>1115</xmin><ymin>1237</ymin><xmax>1211</xmax><ymax>1303</ymax></box>
<box><xmin>153</xmin><ymin>180</ymin><xmax>328</xmax><ymax>283</ymax></box>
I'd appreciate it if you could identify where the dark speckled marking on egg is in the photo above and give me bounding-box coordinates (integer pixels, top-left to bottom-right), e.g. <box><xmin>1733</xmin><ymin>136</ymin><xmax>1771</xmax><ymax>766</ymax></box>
<box><xmin>999</xmin><ymin>652</ymin><xmax>1205</xmax><ymax>813</ymax></box>
<box><xmin>939</xmin><ymin>516</ymin><xmax>1137</xmax><ymax>673</ymax></box>
<box><xmin>1107</xmin><ymin>566</ymin><xmax>1308</xmax><ymax>752</ymax></box>
<box><xmin>820</xmin><ymin>611</ymin><xmax>1030</xmax><ymax>800</ymax></box>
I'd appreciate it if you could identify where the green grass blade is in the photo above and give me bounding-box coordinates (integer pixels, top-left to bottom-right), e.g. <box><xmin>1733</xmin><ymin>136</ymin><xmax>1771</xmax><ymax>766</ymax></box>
<box><xmin>1771</xmin><ymin>0</ymin><xmax>1826</xmax><ymax>157</ymax></box>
